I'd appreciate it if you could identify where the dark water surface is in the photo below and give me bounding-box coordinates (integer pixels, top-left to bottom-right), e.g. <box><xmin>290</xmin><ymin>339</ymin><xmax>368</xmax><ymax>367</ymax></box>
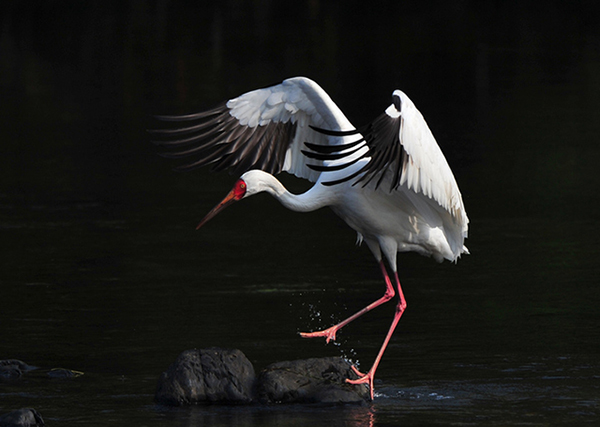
<box><xmin>2</xmin><ymin>2</ymin><xmax>600</xmax><ymax>426</ymax></box>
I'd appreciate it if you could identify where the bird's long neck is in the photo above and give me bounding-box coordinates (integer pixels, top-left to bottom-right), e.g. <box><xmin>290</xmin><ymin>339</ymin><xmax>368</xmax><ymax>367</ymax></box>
<box><xmin>259</xmin><ymin>173</ymin><xmax>332</xmax><ymax>213</ymax></box>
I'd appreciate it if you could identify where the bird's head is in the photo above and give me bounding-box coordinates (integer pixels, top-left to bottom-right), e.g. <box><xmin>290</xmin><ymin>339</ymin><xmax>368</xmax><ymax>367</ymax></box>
<box><xmin>195</xmin><ymin>170</ymin><xmax>270</xmax><ymax>230</ymax></box>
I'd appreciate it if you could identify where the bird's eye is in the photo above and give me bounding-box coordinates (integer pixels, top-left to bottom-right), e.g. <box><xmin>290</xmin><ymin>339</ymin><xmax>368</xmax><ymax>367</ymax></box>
<box><xmin>233</xmin><ymin>179</ymin><xmax>247</xmax><ymax>199</ymax></box>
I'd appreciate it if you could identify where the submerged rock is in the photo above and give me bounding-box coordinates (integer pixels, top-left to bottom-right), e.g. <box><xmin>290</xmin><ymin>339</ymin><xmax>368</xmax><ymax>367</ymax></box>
<box><xmin>46</xmin><ymin>368</ymin><xmax>84</xmax><ymax>379</ymax></box>
<box><xmin>0</xmin><ymin>360</ymin><xmax>36</xmax><ymax>371</ymax></box>
<box><xmin>0</xmin><ymin>365</ymin><xmax>22</xmax><ymax>380</ymax></box>
<box><xmin>257</xmin><ymin>357</ymin><xmax>369</xmax><ymax>404</ymax></box>
<box><xmin>0</xmin><ymin>360</ymin><xmax>37</xmax><ymax>381</ymax></box>
<box><xmin>0</xmin><ymin>408</ymin><xmax>44</xmax><ymax>427</ymax></box>
<box><xmin>155</xmin><ymin>348</ymin><xmax>256</xmax><ymax>405</ymax></box>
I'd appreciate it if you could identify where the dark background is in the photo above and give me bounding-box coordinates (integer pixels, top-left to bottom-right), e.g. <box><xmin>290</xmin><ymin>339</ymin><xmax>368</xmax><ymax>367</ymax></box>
<box><xmin>2</xmin><ymin>1</ymin><xmax>600</xmax><ymax>216</ymax></box>
<box><xmin>1</xmin><ymin>1</ymin><xmax>599</xmax><ymax>426</ymax></box>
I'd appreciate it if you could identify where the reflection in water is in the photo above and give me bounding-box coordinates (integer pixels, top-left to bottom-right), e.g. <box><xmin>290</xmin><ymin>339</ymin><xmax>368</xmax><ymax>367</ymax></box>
<box><xmin>177</xmin><ymin>405</ymin><xmax>376</xmax><ymax>427</ymax></box>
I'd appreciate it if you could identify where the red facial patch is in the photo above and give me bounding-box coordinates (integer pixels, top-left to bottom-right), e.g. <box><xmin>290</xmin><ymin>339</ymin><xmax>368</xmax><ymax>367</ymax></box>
<box><xmin>233</xmin><ymin>179</ymin><xmax>247</xmax><ymax>200</ymax></box>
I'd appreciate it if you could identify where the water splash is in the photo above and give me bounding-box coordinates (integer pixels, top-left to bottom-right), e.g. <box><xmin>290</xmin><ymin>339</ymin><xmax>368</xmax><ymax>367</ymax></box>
<box><xmin>293</xmin><ymin>298</ymin><xmax>361</xmax><ymax>368</ymax></box>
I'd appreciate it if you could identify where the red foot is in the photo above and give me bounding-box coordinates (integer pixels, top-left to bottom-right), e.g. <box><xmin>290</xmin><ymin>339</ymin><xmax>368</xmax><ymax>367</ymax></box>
<box><xmin>346</xmin><ymin>365</ymin><xmax>375</xmax><ymax>400</ymax></box>
<box><xmin>299</xmin><ymin>325</ymin><xmax>339</xmax><ymax>343</ymax></box>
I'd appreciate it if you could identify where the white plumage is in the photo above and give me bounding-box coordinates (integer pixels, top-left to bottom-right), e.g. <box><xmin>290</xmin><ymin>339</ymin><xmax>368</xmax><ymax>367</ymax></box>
<box><xmin>153</xmin><ymin>76</ymin><xmax>469</xmax><ymax>400</ymax></box>
<box><xmin>226</xmin><ymin>77</ymin><xmax>356</xmax><ymax>181</ymax></box>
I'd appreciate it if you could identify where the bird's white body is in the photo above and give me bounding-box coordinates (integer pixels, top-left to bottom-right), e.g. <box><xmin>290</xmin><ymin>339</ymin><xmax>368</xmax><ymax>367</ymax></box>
<box><xmin>227</xmin><ymin>77</ymin><xmax>468</xmax><ymax>269</ymax></box>
<box><xmin>242</xmin><ymin>169</ymin><xmax>465</xmax><ymax>267</ymax></box>
<box><xmin>155</xmin><ymin>76</ymin><xmax>469</xmax><ymax>399</ymax></box>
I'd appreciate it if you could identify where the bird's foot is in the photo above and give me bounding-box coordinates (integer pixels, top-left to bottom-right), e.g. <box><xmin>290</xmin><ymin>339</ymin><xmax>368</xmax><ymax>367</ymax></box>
<box><xmin>346</xmin><ymin>365</ymin><xmax>375</xmax><ymax>400</ymax></box>
<box><xmin>299</xmin><ymin>325</ymin><xmax>339</xmax><ymax>343</ymax></box>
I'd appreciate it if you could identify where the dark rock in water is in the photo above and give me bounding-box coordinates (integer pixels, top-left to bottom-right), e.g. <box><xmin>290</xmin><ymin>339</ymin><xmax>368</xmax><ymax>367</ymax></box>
<box><xmin>0</xmin><ymin>360</ymin><xmax>36</xmax><ymax>371</ymax></box>
<box><xmin>155</xmin><ymin>348</ymin><xmax>255</xmax><ymax>405</ymax></box>
<box><xmin>0</xmin><ymin>365</ymin><xmax>22</xmax><ymax>380</ymax></box>
<box><xmin>0</xmin><ymin>360</ymin><xmax>37</xmax><ymax>381</ymax></box>
<box><xmin>156</xmin><ymin>349</ymin><xmax>369</xmax><ymax>406</ymax></box>
<box><xmin>46</xmin><ymin>368</ymin><xmax>84</xmax><ymax>379</ymax></box>
<box><xmin>0</xmin><ymin>360</ymin><xmax>83</xmax><ymax>381</ymax></box>
<box><xmin>0</xmin><ymin>408</ymin><xmax>44</xmax><ymax>427</ymax></box>
<box><xmin>257</xmin><ymin>357</ymin><xmax>370</xmax><ymax>404</ymax></box>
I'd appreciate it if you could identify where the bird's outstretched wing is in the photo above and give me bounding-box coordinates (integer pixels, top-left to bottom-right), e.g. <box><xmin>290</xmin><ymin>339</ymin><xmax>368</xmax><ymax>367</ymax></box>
<box><xmin>151</xmin><ymin>77</ymin><xmax>355</xmax><ymax>182</ymax></box>
<box><xmin>303</xmin><ymin>90</ymin><xmax>467</xmax><ymax>224</ymax></box>
<box><xmin>152</xmin><ymin>78</ymin><xmax>467</xmax><ymax>233</ymax></box>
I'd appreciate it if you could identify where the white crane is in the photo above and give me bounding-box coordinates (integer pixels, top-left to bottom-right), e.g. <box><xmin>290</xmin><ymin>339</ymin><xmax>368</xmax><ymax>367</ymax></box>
<box><xmin>153</xmin><ymin>76</ymin><xmax>469</xmax><ymax>400</ymax></box>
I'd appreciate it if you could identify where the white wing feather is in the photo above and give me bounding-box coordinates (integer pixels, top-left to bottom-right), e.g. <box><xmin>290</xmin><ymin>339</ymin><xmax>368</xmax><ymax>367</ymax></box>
<box><xmin>394</xmin><ymin>90</ymin><xmax>469</xmax><ymax>244</ymax></box>
<box><xmin>226</xmin><ymin>77</ymin><xmax>354</xmax><ymax>182</ymax></box>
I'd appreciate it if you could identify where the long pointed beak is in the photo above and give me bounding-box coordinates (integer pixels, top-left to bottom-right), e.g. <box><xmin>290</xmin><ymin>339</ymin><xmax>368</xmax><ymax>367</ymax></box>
<box><xmin>196</xmin><ymin>189</ymin><xmax>238</xmax><ymax>230</ymax></box>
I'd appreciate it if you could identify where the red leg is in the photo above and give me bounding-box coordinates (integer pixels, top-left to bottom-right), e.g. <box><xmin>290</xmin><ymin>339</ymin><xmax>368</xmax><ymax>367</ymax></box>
<box><xmin>299</xmin><ymin>260</ymin><xmax>395</xmax><ymax>343</ymax></box>
<box><xmin>346</xmin><ymin>269</ymin><xmax>407</xmax><ymax>400</ymax></box>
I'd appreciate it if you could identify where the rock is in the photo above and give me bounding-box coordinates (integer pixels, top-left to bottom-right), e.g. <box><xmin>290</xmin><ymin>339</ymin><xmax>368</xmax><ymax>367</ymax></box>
<box><xmin>0</xmin><ymin>408</ymin><xmax>44</xmax><ymax>427</ymax></box>
<box><xmin>0</xmin><ymin>366</ymin><xmax>22</xmax><ymax>380</ymax></box>
<box><xmin>156</xmin><ymin>349</ymin><xmax>370</xmax><ymax>406</ymax></box>
<box><xmin>46</xmin><ymin>368</ymin><xmax>84</xmax><ymax>379</ymax></box>
<box><xmin>0</xmin><ymin>360</ymin><xmax>35</xmax><ymax>371</ymax></box>
<box><xmin>257</xmin><ymin>357</ymin><xmax>369</xmax><ymax>404</ymax></box>
<box><xmin>155</xmin><ymin>348</ymin><xmax>256</xmax><ymax>405</ymax></box>
<box><xmin>0</xmin><ymin>361</ymin><xmax>36</xmax><ymax>381</ymax></box>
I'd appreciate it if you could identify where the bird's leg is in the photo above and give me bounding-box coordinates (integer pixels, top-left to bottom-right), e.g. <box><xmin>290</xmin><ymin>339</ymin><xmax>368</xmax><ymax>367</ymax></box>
<box><xmin>299</xmin><ymin>260</ymin><xmax>395</xmax><ymax>343</ymax></box>
<box><xmin>346</xmin><ymin>269</ymin><xmax>407</xmax><ymax>400</ymax></box>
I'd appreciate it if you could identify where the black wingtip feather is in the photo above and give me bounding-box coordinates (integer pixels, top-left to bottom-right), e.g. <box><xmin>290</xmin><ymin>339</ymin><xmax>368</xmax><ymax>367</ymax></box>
<box><xmin>304</xmin><ymin>137</ymin><xmax>365</xmax><ymax>154</ymax></box>
<box><xmin>152</xmin><ymin>103</ymin><xmax>297</xmax><ymax>177</ymax></box>
<box><xmin>306</xmin><ymin>154</ymin><xmax>364</xmax><ymax>172</ymax></box>
<box><xmin>309</xmin><ymin>125</ymin><xmax>361</xmax><ymax>137</ymax></box>
<box><xmin>306</xmin><ymin>111</ymin><xmax>405</xmax><ymax>191</ymax></box>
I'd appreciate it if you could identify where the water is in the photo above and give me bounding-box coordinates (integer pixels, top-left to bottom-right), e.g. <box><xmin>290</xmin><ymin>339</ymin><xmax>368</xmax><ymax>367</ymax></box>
<box><xmin>1</xmin><ymin>2</ymin><xmax>600</xmax><ymax>426</ymax></box>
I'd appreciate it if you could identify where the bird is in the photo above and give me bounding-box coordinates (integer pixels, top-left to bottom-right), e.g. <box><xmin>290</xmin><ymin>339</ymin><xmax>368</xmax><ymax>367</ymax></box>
<box><xmin>152</xmin><ymin>76</ymin><xmax>468</xmax><ymax>400</ymax></box>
